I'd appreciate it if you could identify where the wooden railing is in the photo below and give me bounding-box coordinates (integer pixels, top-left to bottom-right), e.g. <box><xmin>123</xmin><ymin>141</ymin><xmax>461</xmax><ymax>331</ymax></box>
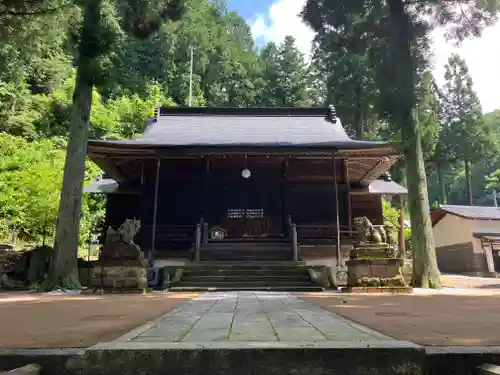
<box><xmin>194</xmin><ymin>222</ymin><xmax>202</xmax><ymax>262</ymax></box>
<box><xmin>199</xmin><ymin>216</ymin><xmax>209</xmax><ymax>243</ymax></box>
<box><xmin>288</xmin><ymin>215</ymin><xmax>299</xmax><ymax>262</ymax></box>
<box><xmin>295</xmin><ymin>223</ymin><xmax>355</xmax><ymax>240</ymax></box>
<box><xmin>139</xmin><ymin>224</ymin><xmax>198</xmax><ymax>244</ymax></box>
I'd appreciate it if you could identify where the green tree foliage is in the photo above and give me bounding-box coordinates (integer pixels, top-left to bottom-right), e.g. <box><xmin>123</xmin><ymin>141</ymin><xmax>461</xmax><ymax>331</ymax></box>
<box><xmin>45</xmin><ymin>0</ymin><xmax>187</xmax><ymax>290</ymax></box>
<box><xmin>310</xmin><ymin>17</ymin><xmax>382</xmax><ymax>139</ymax></box>
<box><xmin>0</xmin><ymin>134</ymin><xmax>101</xmax><ymax>245</ymax></box>
<box><xmin>302</xmin><ymin>0</ymin><xmax>500</xmax><ymax>288</ymax></box>
<box><xmin>0</xmin><ymin>135</ymin><xmax>64</xmax><ymax>242</ymax></box>
<box><xmin>260</xmin><ymin>36</ymin><xmax>313</xmax><ymax>107</ymax></box>
<box><xmin>103</xmin><ymin>0</ymin><xmax>262</xmax><ymax>107</ymax></box>
<box><xmin>382</xmin><ymin>199</ymin><xmax>400</xmax><ymax>230</ymax></box>
<box><xmin>0</xmin><ymin>80</ymin><xmax>163</xmax><ymax>247</ymax></box>
<box><xmin>441</xmin><ymin>53</ymin><xmax>497</xmax><ymax>205</ymax></box>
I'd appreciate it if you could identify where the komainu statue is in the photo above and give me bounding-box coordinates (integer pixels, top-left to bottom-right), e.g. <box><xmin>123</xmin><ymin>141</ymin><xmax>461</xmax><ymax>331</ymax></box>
<box><xmin>354</xmin><ymin>216</ymin><xmax>387</xmax><ymax>244</ymax></box>
<box><xmin>118</xmin><ymin>218</ymin><xmax>141</xmax><ymax>244</ymax></box>
<box><xmin>100</xmin><ymin>218</ymin><xmax>144</xmax><ymax>261</ymax></box>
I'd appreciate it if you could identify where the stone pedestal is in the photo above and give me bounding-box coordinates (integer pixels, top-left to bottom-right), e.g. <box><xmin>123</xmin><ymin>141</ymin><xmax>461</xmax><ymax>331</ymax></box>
<box><xmin>349</xmin><ymin>243</ymin><xmax>396</xmax><ymax>259</ymax></box>
<box><xmin>90</xmin><ymin>260</ymin><xmax>148</xmax><ymax>291</ymax></box>
<box><xmin>346</xmin><ymin>258</ymin><xmax>405</xmax><ymax>286</ymax></box>
<box><xmin>346</xmin><ymin>243</ymin><xmax>411</xmax><ymax>293</ymax></box>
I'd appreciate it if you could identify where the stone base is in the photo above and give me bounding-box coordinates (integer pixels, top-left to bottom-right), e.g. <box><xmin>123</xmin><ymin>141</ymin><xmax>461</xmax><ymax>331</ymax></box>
<box><xmin>90</xmin><ymin>260</ymin><xmax>148</xmax><ymax>291</ymax></box>
<box><xmin>342</xmin><ymin>286</ymin><xmax>413</xmax><ymax>294</ymax></box>
<box><xmin>350</xmin><ymin>243</ymin><xmax>396</xmax><ymax>259</ymax></box>
<box><xmin>308</xmin><ymin>266</ymin><xmax>331</xmax><ymax>288</ymax></box>
<box><xmin>346</xmin><ymin>258</ymin><xmax>407</xmax><ymax>287</ymax></box>
<box><xmin>82</xmin><ymin>288</ymin><xmax>150</xmax><ymax>295</ymax></box>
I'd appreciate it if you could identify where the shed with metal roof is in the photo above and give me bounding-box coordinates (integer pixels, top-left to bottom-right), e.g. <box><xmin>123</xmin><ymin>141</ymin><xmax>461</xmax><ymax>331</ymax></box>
<box><xmin>431</xmin><ymin>204</ymin><xmax>500</xmax><ymax>277</ymax></box>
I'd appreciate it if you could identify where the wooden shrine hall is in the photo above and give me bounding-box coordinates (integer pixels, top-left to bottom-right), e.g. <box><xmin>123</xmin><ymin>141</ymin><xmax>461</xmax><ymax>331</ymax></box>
<box><xmin>85</xmin><ymin>106</ymin><xmax>407</xmax><ymax>268</ymax></box>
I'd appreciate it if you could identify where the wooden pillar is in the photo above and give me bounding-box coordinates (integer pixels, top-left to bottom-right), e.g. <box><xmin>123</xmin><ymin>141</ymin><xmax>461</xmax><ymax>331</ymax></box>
<box><xmin>333</xmin><ymin>156</ymin><xmax>341</xmax><ymax>266</ymax></box>
<box><xmin>282</xmin><ymin>157</ymin><xmax>289</xmax><ymax>234</ymax></box>
<box><xmin>202</xmin><ymin>158</ymin><xmax>210</xmax><ymax>243</ymax></box>
<box><xmin>150</xmin><ymin>158</ymin><xmax>161</xmax><ymax>265</ymax></box>
<box><xmin>343</xmin><ymin>160</ymin><xmax>352</xmax><ymax>234</ymax></box>
<box><xmin>398</xmin><ymin>194</ymin><xmax>405</xmax><ymax>258</ymax></box>
<box><xmin>203</xmin><ymin>158</ymin><xmax>210</xmax><ymax>217</ymax></box>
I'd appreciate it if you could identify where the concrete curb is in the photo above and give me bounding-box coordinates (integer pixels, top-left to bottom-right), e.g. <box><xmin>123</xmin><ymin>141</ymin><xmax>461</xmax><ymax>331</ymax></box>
<box><xmin>425</xmin><ymin>347</ymin><xmax>500</xmax><ymax>375</ymax></box>
<box><xmin>4</xmin><ymin>345</ymin><xmax>500</xmax><ymax>375</ymax></box>
<box><xmin>0</xmin><ymin>349</ymin><xmax>84</xmax><ymax>375</ymax></box>
<box><xmin>83</xmin><ymin>342</ymin><xmax>425</xmax><ymax>375</ymax></box>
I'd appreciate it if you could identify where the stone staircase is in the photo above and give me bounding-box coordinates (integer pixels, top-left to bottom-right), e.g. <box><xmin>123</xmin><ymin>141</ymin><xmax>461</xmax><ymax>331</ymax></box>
<box><xmin>170</xmin><ymin>263</ymin><xmax>323</xmax><ymax>291</ymax></box>
<box><xmin>170</xmin><ymin>240</ymin><xmax>322</xmax><ymax>291</ymax></box>
<box><xmin>199</xmin><ymin>240</ymin><xmax>293</xmax><ymax>262</ymax></box>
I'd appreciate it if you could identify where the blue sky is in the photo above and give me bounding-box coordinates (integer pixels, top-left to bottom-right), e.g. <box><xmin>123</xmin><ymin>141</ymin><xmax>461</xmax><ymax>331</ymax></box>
<box><xmin>225</xmin><ymin>0</ymin><xmax>500</xmax><ymax>113</ymax></box>
<box><xmin>226</xmin><ymin>0</ymin><xmax>273</xmax><ymax>48</ymax></box>
<box><xmin>227</xmin><ymin>0</ymin><xmax>270</xmax><ymax>21</ymax></box>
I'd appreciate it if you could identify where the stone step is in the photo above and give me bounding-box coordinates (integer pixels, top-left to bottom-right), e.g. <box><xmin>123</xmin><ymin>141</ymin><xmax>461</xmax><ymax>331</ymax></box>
<box><xmin>201</xmin><ymin>243</ymin><xmax>292</xmax><ymax>251</ymax></box>
<box><xmin>200</xmin><ymin>248</ymin><xmax>292</xmax><ymax>253</ymax></box>
<box><xmin>203</xmin><ymin>241</ymin><xmax>291</xmax><ymax>246</ymax></box>
<box><xmin>168</xmin><ymin>285</ymin><xmax>324</xmax><ymax>292</ymax></box>
<box><xmin>201</xmin><ymin>250</ymin><xmax>291</xmax><ymax>256</ymax></box>
<box><xmin>200</xmin><ymin>254</ymin><xmax>292</xmax><ymax>262</ymax></box>
<box><xmin>182</xmin><ymin>269</ymin><xmax>308</xmax><ymax>277</ymax></box>
<box><xmin>180</xmin><ymin>275</ymin><xmax>311</xmax><ymax>282</ymax></box>
<box><xmin>200</xmin><ymin>250</ymin><xmax>292</xmax><ymax>255</ymax></box>
<box><xmin>174</xmin><ymin>280</ymin><xmax>315</xmax><ymax>287</ymax></box>
<box><xmin>200</xmin><ymin>256</ymin><xmax>291</xmax><ymax>262</ymax></box>
<box><xmin>182</xmin><ymin>262</ymin><xmax>307</xmax><ymax>270</ymax></box>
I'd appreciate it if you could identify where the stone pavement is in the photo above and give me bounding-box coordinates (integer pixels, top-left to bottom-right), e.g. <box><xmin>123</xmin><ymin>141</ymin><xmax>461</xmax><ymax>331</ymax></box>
<box><xmin>112</xmin><ymin>291</ymin><xmax>394</xmax><ymax>343</ymax></box>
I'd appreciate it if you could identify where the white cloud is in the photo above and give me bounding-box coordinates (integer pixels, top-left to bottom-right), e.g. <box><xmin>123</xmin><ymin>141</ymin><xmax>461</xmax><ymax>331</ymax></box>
<box><xmin>250</xmin><ymin>0</ymin><xmax>314</xmax><ymax>56</ymax></box>
<box><xmin>251</xmin><ymin>0</ymin><xmax>500</xmax><ymax>113</ymax></box>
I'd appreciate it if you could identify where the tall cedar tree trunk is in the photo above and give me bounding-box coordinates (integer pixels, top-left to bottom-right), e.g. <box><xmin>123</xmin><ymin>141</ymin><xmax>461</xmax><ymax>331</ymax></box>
<box><xmin>464</xmin><ymin>158</ymin><xmax>473</xmax><ymax>205</ymax></box>
<box><xmin>387</xmin><ymin>0</ymin><xmax>441</xmax><ymax>288</ymax></box>
<box><xmin>437</xmin><ymin>161</ymin><xmax>447</xmax><ymax>204</ymax></box>
<box><xmin>45</xmin><ymin>2</ymin><xmax>98</xmax><ymax>289</ymax></box>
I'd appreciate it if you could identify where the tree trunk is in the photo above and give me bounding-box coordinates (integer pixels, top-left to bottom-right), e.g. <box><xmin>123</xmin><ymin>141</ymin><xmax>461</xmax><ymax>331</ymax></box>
<box><xmin>387</xmin><ymin>0</ymin><xmax>441</xmax><ymax>288</ymax></box>
<box><xmin>437</xmin><ymin>161</ymin><xmax>447</xmax><ymax>204</ymax></box>
<box><xmin>464</xmin><ymin>158</ymin><xmax>472</xmax><ymax>205</ymax></box>
<box><xmin>355</xmin><ymin>109</ymin><xmax>363</xmax><ymax>140</ymax></box>
<box><xmin>402</xmin><ymin>114</ymin><xmax>441</xmax><ymax>288</ymax></box>
<box><xmin>43</xmin><ymin>0</ymin><xmax>102</xmax><ymax>291</ymax></box>
<box><xmin>45</xmin><ymin>65</ymin><xmax>93</xmax><ymax>290</ymax></box>
<box><xmin>354</xmin><ymin>82</ymin><xmax>364</xmax><ymax>140</ymax></box>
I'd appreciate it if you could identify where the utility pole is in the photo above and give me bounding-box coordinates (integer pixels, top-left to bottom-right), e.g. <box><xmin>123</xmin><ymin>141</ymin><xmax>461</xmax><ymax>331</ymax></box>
<box><xmin>188</xmin><ymin>46</ymin><xmax>193</xmax><ymax>107</ymax></box>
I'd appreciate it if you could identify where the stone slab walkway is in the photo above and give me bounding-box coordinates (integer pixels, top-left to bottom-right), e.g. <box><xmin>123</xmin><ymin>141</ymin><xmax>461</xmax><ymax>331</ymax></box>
<box><xmin>112</xmin><ymin>292</ymin><xmax>395</xmax><ymax>344</ymax></box>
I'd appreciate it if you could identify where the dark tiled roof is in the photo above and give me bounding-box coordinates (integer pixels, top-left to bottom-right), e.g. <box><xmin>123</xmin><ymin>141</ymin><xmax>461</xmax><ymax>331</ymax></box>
<box><xmin>439</xmin><ymin>205</ymin><xmax>500</xmax><ymax>220</ymax></box>
<box><xmin>87</xmin><ymin>107</ymin><xmax>389</xmax><ymax>149</ymax></box>
<box><xmin>472</xmin><ymin>232</ymin><xmax>500</xmax><ymax>241</ymax></box>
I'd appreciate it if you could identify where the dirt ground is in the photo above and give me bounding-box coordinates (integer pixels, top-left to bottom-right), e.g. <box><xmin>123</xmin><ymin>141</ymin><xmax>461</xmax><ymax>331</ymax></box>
<box><xmin>0</xmin><ymin>292</ymin><xmax>198</xmax><ymax>349</ymax></box>
<box><xmin>441</xmin><ymin>274</ymin><xmax>500</xmax><ymax>289</ymax></box>
<box><xmin>296</xmin><ymin>291</ymin><xmax>500</xmax><ymax>346</ymax></box>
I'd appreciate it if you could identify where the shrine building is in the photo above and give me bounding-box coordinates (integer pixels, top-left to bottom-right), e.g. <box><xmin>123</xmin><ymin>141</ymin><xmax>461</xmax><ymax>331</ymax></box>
<box><xmin>84</xmin><ymin>106</ymin><xmax>407</xmax><ymax>290</ymax></box>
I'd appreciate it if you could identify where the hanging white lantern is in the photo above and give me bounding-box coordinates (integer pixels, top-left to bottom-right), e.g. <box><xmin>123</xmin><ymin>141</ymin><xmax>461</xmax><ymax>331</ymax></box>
<box><xmin>241</xmin><ymin>168</ymin><xmax>251</xmax><ymax>179</ymax></box>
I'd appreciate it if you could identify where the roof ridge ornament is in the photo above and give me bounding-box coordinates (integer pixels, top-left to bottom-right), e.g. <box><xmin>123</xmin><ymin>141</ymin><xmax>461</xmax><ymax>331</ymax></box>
<box><xmin>328</xmin><ymin>104</ymin><xmax>337</xmax><ymax>124</ymax></box>
<box><xmin>149</xmin><ymin>106</ymin><xmax>161</xmax><ymax>124</ymax></box>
